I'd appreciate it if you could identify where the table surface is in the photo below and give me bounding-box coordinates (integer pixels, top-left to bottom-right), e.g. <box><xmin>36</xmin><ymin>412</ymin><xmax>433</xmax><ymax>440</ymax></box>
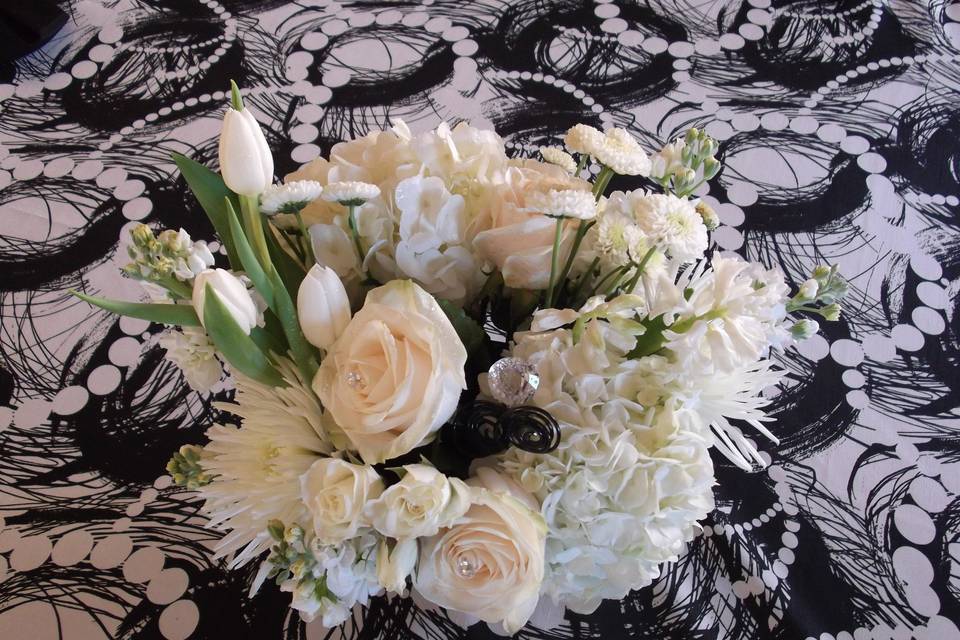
<box><xmin>1</xmin><ymin>1</ymin><xmax>958</xmax><ymax>639</ymax></box>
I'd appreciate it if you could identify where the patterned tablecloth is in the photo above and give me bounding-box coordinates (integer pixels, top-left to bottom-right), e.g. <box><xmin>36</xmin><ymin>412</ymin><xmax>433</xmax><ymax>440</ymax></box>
<box><xmin>1</xmin><ymin>1</ymin><xmax>959</xmax><ymax>638</ymax></box>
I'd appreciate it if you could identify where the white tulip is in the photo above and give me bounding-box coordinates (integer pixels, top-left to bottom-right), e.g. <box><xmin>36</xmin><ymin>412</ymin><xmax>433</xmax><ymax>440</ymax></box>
<box><xmin>192</xmin><ymin>268</ymin><xmax>258</xmax><ymax>334</ymax></box>
<box><xmin>297</xmin><ymin>265</ymin><xmax>352</xmax><ymax>350</ymax></box>
<box><xmin>376</xmin><ymin>537</ymin><xmax>418</xmax><ymax>595</ymax></box>
<box><xmin>218</xmin><ymin>106</ymin><xmax>273</xmax><ymax>196</ymax></box>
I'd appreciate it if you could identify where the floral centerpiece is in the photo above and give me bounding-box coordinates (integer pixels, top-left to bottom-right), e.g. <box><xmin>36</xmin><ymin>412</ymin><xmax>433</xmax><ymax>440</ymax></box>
<box><xmin>74</xmin><ymin>83</ymin><xmax>846</xmax><ymax>633</ymax></box>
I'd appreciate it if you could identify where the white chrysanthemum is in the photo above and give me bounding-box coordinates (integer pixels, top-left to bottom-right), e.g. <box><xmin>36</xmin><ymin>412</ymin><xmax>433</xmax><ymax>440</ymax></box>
<box><xmin>539</xmin><ymin>146</ymin><xmax>578</xmax><ymax>174</ymax></box>
<box><xmin>628</xmin><ymin>192</ymin><xmax>707</xmax><ymax>261</ymax></box>
<box><xmin>260</xmin><ymin>180</ymin><xmax>324</xmax><ymax>214</ymax></box>
<box><xmin>198</xmin><ymin>358</ymin><xmax>334</xmax><ymax>568</ymax></box>
<box><xmin>320</xmin><ymin>181</ymin><xmax>381</xmax><ymax>204</ymax></box>
<box><xmin>594</xmin><ymin>128</ymin><xmax>651</xmax><ymax>176</ymax></box>
<box><xmin>283</xmin><ymin>533</ymin><xmax>381</xmax><ymax>626</ymax></box>
<box><xmin>157</xmin><ymin>326</ymin><xmax>222</xmax><ymax>391</ymax></box>
<box><xmin>563</xmin><ymin>124</ymin><xmax>605</xmax><ymax>157</ymax></box>
<box><xmin>527</xmin><ymin>188</ymin><xmax>597</xmax><ymax>219</ymax></box>
<box><xmin>649</xmin><ymin>137</ymin><xmax>686</xmax><ymax>180</ymax></box>
<box><xmin>497</xmin><ymin>313</ymin><xmax>715</xmax><ymax>614</ymax></box>
<box><xmin>595</xmin><ymin>211</ymin><xmax>645</xmax><ymax>266</ymax></box>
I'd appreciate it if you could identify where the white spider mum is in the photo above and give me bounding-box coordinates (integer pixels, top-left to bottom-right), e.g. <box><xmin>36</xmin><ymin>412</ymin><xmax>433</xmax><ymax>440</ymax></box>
<box><xmin>631</xmin><ymin>192</ymin><xmax>707</xmax><ymax>261</ymax></box>
<box><xmin>593</xmin><ymin>128</ymin><xmax>651</xmax><ymax>176</ymax></box>
<box><xmin>260</xmin><ymin>180</ymin><xmax>324</xmax><ymax>214</ymax></box>
<box><xmin>198</xmin><ymin>358</ymin><xmax>334</xmax><ymax>567</ymax></box>
<box><xmin>321</xmin><ymin>181</ymin><xmax>381</xmax><ymax>205</ymax></box>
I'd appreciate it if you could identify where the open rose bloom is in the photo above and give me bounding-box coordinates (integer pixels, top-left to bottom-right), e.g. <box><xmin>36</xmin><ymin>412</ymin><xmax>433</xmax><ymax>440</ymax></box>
<box><xmin>76</xmin><ymin>86</ymin><xmax>848</xmax><ymax>633</ymax></box>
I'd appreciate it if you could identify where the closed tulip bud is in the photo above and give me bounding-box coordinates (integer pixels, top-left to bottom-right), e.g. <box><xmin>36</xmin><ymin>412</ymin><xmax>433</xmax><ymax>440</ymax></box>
<box><xmin>297</xmin><ymin>265</ymin><xmax>352</xmax><ymax>350</ymax></box>
<box><xmin>192</xmin><ymin>268</ymin><xmax>259</xmax><ymax>334</ymax></box>
<box><xmin>377</xmin><ymin>537</ymin><xmax>418</xmax><ymax>595</ymax></box>
<box><xmin>218</xmin><ymin>103</ymin><xmax>273</xmax><ymax>196</ymax></box>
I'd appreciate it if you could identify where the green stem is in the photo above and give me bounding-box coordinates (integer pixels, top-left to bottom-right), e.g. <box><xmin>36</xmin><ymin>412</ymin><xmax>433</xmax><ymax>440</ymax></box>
<box><xmin>347</xmin><ymin>205</ymin><xmax>366</xmax><ymax>268</ymax></box>
<box><xmin>544</xmin><ymin>216</ymin><xmax>565</xmax><ymax>308</ymax></box>
<box><xmin>677</xmin><ymin>178</ymin><xmax>707</xmax><ymax>198</ymax></box>
<box><xmin>277</xmin><ymin>226</ymin><xmax>306</xmax><ymax>266</ymax></box>
<box><xmin>553</xmin><ymin>219</ymin><xmax>595</xmax><ymax>306</ymax></box>
<box><xmin>620</xmin><ymin>246</ymin><xmax>657</xmax><ymax>294</ymax></box>
<box><xmin>240</xmin><ymin>195</ymin><xmax>272</xmax><ymax>270</ymax></box>
<box><xmin>158</xmin><ymin>276</ymin><xmax>193</xmax><ymax>300</ymax></box>
<box><xmin>592</xmin><ymin>166</ymin><xmax>614</xmax><ymax>200</ymax></box>
<box><xmin>570</xmin><ymin>256</ymin><xmax>600</xmax><ymax>305</ymax></box>
<box><xmin>575</xmin><ymin>154</ymin><xmax>588</xmax><ymax>177</ymax></box>
<box><xmin>294</xmin><ymin>210</ymin><xmax>316</xmax><ymax>265</ymax></box>
<box><xmin>593</xmin><ymin>264</ymin><xmax>629</xmax><ymax>298</ymax></box>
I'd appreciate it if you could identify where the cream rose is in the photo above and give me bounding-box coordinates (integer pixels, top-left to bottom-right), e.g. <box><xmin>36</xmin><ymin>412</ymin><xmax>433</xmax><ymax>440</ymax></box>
<box><xmin>414</xmin><ymin>468</ymin><xmax>546</xmax><ymax>634</ymax></box>
<box><xmin>365</xmin><ymin>464</ymin><xmax>471</xmax><ymax>539</ymax></box>
<box><xmin>312</xmin><ymin>280</ymin><xmax>468</xmax><ymax>465</ymax></box>
<box><xmin>300</xmin><ymin>458</ymin><xmax>383</xmax><ymax>544</ymax></box>
<box><xmin>473</xmin><ymin>159</ymin><xmax>590</xmax><ymax>290</ymax></box>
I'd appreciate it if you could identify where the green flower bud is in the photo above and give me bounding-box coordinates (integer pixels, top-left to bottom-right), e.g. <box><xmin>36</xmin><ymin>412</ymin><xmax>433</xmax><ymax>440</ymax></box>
<box><xmin>820</xmin><ymin>303</ymin><xmax>841</xmax><ymax>322</ymax></box>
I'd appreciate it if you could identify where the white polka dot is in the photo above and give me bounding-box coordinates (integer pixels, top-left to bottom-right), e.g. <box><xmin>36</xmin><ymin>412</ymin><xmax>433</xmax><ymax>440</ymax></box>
<box><xmin>772</xmin><ymin>559</ymin><xmax>788</xmax><ymax>578</ymax></box>
<box><xmin>321</xmin><ymin>19</ymin><xmax>349</xmax><ymax>35</ymax></box>
<box><xmin>88</xmin><ymin>364</ymin><xmax>122</xmax><ymax>395</ymax></box>
<box><xmin>13</xmin><ymin>160</ymin><xmax>44</xmax><ymax>181</ymax></box>
<box><xmin>601</xmin><ymin>18</ymin><xmax>628</xmax><ymax>33</ymax></box>
<box><xmin>912</xmin><ymin>307</ymin><xmax>945</xmax><ymax>335</ymax></box>
<box><xmin>891</xmin><ymin>324</ymin><xmax>924</xmax><ymax>352</ymax></box>
<box><xmin>114</xmin><ymin>180</ymin><xmax>146</xmax><ymax>201</ymax></box>
<box><xmin>731</xmin><ymin>113</ymin><xmax>760</xmax><ymax>131</ymax></box>
<box><xmin>732</xmin><ymin>580</ymin><xmax>751</xmax><ymax>599</ymax></box>
<box><xmin>846</xmin><ymin>390</ymin><xmax>869</xmax><ymax>409</ymax></box>
<box><xmin>781</xmin><ymin>532</ymin><xmax>798</xmax><ymax>548</ymax></box>
<box><xmin>123</xmin><ymin>546</ymin><xmax>165</xmax><ymax>583</ymax></box>
<box><xmin>857</xmin><ymin>152</ymin><xmax>887</xmax><ymax>173</ymax></box>
<box><xmin>861</xmin><ymin>334</ymin><xmax>896</xmax><ymax>361</ymax></box>
<box><xmin>148</xmin><ymin>568</ymin><xmax>190</xmax><ymax>605</ymax></box>
<box><xmin>594</xmin><ymin>3</ymin><xmax>619</xmax><ymax>17</ymax></box>
<box><xmin>72</xmin><ymin>160</ymin><xmax>104</xmax><ymax>180</ymax></box>
<box><xmin>99</xmin><ymin>25</ymin><xmax>123</xmax><ymax>43</ymax></box>
<box><xmin>88</xmin><ymin>44</ymin><xmax>115</xmax><ymax>63</ymax></box>
<box><xmin>453</xmin><ymin>39</ymin><xmax>478</xmax><ymax>56</ymax></box>
<box><xmin>123</xmin><ymin>197</ymin><xmax>153</xmax><ymax>220</ymax></box>
<box><xmin>301</xmin><ymin>32</ymin><xmax>329</xmax><ymax>51</ymax></box>
<box><xmin>893</xmin><ymin>545</ymin><xmax>933</xmax><ymax>585</ymax></box>
<box><xmin>790</xmin><ymin>116</ymin><xmax>819</xmax><ymax>134</ymax></box>
<box><xmin>290</xmin><ymin>124</ymin><xmax>319</xmax><ymax>144</ymax></box>
<box><xmin>778</xmin><ymin>547</ymin><xmax>795</xmax><ymax>564</ymax></box>
<box><xmin>108</xmin><ymin>337</ymin><xmax>141</xmax><ymax>367</ymax></box>
<box><xmin>52</xmin><ymin>386</ymin><xmax>88</xmax><ymax>415</ymax></box>
<box><xmin>705</xmin><ymin>120</ymin><xmax>734</xmax><ymax>141</ymax></box>
<box><xmin>910</xmin><ymin>477</ymin><xmax>951</xmax><ymax>512</ymax></box>
<box><xmin>840</xmin><ymin>136</ymin><xmax>870</xmax><ymax>155</ymax></box>
<box><xmin>694</xmin><ymin>38</ymin><xmax>720</xmax><ymax>55</ymax></box>
<box><xmin>830</xmin><ymin>339</ymin><xmax>864</xmax><ymax>366</ymax></box>
<box><xmin>668</xmin><ymin>41</ymin><xmax>695</xmax><ymax>58</ymax></box>
<box><xmin>712</xmin><ymin>225</ymin><xmax>744</xmax><ymax>250</ymax></box>
<box><xmin>642</xmin><ymin>37</ymin><xmax>668</xmax><ymax>54</ymax></box>
<box><xmin>90</xmin><ymin>535</ymin><xmax>134</xmax><ymax>569</ymax></box>
<box><xmin>154</xmin><ymin>475</ymin><xmax>173</xmax><ymax>490</ymax></box>
<box><xmin>894</xmin><ymin>505</ymin><xmax>936</xmax><ymax>545</ymax></box>
<box><xmin>916</xmin><ymin>282</ymin><xmax>948</xmax><ymax>309</ymax></box>
<box><xmin>52</xmin><ymin>530</ymin><xmax>95</xmax><ymax>566</ymax></box>
<box><xmin>618</xmin><ymin>30</ymin><xmax>645</xmax><ymax>46</ymax></box>
<box><xmin>291</xmin><ymin>144</ymin><xmax>321</xmax><ymax>164</ymax></box>
<box><xmin>376</xmin><ymin>9</ymin><xmax>403</xmax><ymax>25</ymax></box>
<box><xmin>10</xmin><ymin>535</ymin><xmax>52</xmax><ymax>571</ymax></box>
<box><xmin>739</xmin><ymin>24</ymin><xmax>764</xmax><ymax>40</ymax></box>
<box><xmin>322</xmin><ymin>68</ymin><xmax>351</xmax><ymax>87</ymax></box>
<box><xmin>761</xmin><ymin>113</ymin><xmax>789</xmax><ymax>131</ymax></box>
<box><xmin>905</xmin><ymin>583</ymin><xmax>940</xmax><ymax>616</ymax></box>
<box><xmin>402</xmin><ymin>12</ymin><xmax>429</xmax><ymax>27</ymax></box>
<box><xmin>716</xmin><ymin>203</ymin><xmax>745</xmax><ymax>226</ymax></box>
<box><xmin>43</xmin><ymin>157</ymin><xmax>75</xmax><ymax>178</ymax></box>
<box><xmin>71</xmin><ymin>61</ymin><xmax>98</xmax><ymax>79</ymax></box>
<box><xmin>159</xmin><ymin>599</ymin><xmax>200</xmax><ymax>640</ymax></box>
<box><xmin>817</xmin><ymin>124</ymin><xmax>846</xmax><ymax>143</ymax></box>
<box><xmin>842</xmin><ymin>370</ymin><xmax>865</xmax><ymax>388</ymax></box>
<box><xmin>719</xmin><ymin>33</ymin><xmax>745</xmax><ymax>50</ymax></box>
<box><xmin>796</xmin><ymin>334</ymin><xmax>829</xmax><ymax>360</ymax></box>
<box><xmin>44</xmin><ymin>72</ymin><xmax>73</xmax><ymax>90</ymax></box>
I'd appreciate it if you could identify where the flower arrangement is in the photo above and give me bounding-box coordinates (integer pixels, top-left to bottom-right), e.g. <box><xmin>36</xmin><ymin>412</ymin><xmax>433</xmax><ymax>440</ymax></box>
<box><xmin>74</xmin><ymin>83</ymin><xmax>847</xmax><ymax>633</ymax></box>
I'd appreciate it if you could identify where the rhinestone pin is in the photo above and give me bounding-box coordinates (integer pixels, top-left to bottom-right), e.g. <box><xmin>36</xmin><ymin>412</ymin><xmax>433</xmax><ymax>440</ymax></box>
<box><xmin>455</xmin><ymin>555</ymin><xmax>478</xmax><ymax>578</ymax></box>
<box><xmin>487</xmin><ymin>357</ymin><xmax>539</xmax><ymax>407</ymax></box>
<box><xmin>345</xmin><ymin>369</ymin><xmax>366</xmax><ymax>390</ymax></box>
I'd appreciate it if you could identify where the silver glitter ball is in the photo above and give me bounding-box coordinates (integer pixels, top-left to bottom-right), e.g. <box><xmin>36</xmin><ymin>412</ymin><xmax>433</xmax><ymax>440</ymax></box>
<box><xmin>487</xmin><ymin>357</ymin><xmax>540</xmax><ymax>407</ymax></box>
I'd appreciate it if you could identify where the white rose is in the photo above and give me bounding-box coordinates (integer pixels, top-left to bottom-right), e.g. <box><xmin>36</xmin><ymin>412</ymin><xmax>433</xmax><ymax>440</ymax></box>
<box><xmin>414</xmin><ymin>468</ymin><xmax>546</xmax><ymax>634</ymax></box>
<box><xmin>365</xmin><ymin>464</ymin><xmax>471</xmax><ymax>539</ymax></box>
<box><xmin>313</xmin><ymin>280</ymin><xmax>468</xmax><ymax>464</ymax></box>
<box><xmin>299</xmin><ymin>458</ymin><xmax>383</xmax><ymax>544</ymax></box>
<box><xmin>472</xmin><ymin>160</ymin><xmax>589</xmax><ymax>290</ymax></box>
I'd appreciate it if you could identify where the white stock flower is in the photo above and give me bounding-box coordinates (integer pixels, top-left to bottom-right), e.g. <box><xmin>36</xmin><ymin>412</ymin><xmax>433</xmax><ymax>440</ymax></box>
<box><xmin>158</xmin><ymin>326</ymin><xmax>222</xmax><ymax>391</ymax></box>
<box><xmin>649</xmin><ymin>137</ymin><xmax>686</xmax><ymax>179</ymax></box>
<box><xmin>414</xmin><ymin>469</ymin><xmax>546</xmax><ymax>634</ymax></box>
<box><xmin>219</xmin><ymin>107</ymin><xmax>273</xmax><ymax>196</ymax></box>
<box><xmin>798</xmin><ymin>278</ymin><xmax>819</xmax><ymax>299</ymax></box>
<box><xmin>365</xmin><ymin>464</ymin><xmax>471</xmax><ymax>539</ymax></box>
<box><xmin>199</xmin><ymin>358</ymin><xmax>333</xmax><ymax>567</ymax></box>
<box><xmin>161</xmin><ymin>229</ymin><xmax>215</xmax><ymax>281</ymax></box>
<box><xmin>260</xmin><ymin>180</ymin><xmax>324</xmax><ymax>214</ymax></box>
<box><xmin>300</xmin><ymin>458</ymin><xmax>383</xmax><ymax>544</ymax></box>
<box><xmin>539</xmin><ymin>146</ymin><xmax>577</xmax><ymax>174</ymax></box>
<box><xmin>192</xmin><ymin>268</ymin><xmax>259</xmax><ymax>334</ymax></box>
<box><xmin>313</xmin><ymin>280</ymin><xmax>468</xmax><ymax>464</ymax></box>
<box><xmin>526</xmin><ymin>188</ymin><xmax>597</xmax><ymax>220</ymax></box>
<box><xmin>321</xmin><ymin>181</ymin><xmax>381</xmax><ymax>204</ymax></box>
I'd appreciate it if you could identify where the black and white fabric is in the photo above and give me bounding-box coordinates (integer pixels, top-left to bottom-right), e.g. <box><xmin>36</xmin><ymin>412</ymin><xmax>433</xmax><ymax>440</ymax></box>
<box><xmin>1</xmin><ymin>1</ymin><xmax>958</xmax><ymax>639</ymax></box>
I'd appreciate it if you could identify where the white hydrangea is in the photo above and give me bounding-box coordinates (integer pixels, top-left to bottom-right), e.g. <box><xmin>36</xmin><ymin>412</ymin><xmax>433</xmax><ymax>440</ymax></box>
<box><xmin>260</xmin><ymin>180</ymin><xmax>324</xmax><ymax>214</ymax></box>
<box><xmin>157</xmin><ymin>326</ymin><xmax>222</xmax><ymax>391</ymax></box>
<box><xmin>283</xmin><ymin>533</ymin><xmax>382</xmax><ymax>626</ymax></box>
<box><xmin>497</xmin><ymin>309</ymin><xmax>716</xmax><ymax>613</ymax></box>
<box><xmin>321</xmin><ymin>181</ymin><xmax>381</xmax><ymax>204</ymax></box>
<box><xmin>539</xmin><ymin>146</ymin><xmax>578</xmax><ymax>174</ymax></box>
<box><xmin>526</xmin><ymin>188</ymin><xmax>597</xmax><ymax>220</ymax></box>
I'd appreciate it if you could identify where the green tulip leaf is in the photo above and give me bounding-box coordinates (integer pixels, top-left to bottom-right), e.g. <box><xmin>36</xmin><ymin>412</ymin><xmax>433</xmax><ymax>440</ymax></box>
<box><xmin>202</xmin><ymin>284</ymin><xmax>285</xmax><ymax>387</ymax></box>
<box><xmin>172</xmin><ymin>152</ymin><xmax>242</xmax><ymax>269</ymax></box>
<box><xmin>70</xmin><ymin>290</ymin><xmax>201</xmax><ymax>326</ymax></box>
<box><xmin>437</xmin><ymin>299</ymin><xmax>486</xmax><ymax>356</ymax></box>
<box><xmin>223</xmin><ymin>196</ymin><xmax>275</xmax><ymax>309</ymax></box>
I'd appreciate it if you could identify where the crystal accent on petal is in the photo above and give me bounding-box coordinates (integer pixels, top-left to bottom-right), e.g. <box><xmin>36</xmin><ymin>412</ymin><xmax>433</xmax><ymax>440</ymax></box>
<box><xmin>345</xmin><ymin>369</ymin><xmax>366</xmax><ymax>390</ymax></box>
<box><xmin>487</xmin><ymin>357</ymin><xmax>539</xmax><ymax>407</ymax></box>
<box><xmin>455</xmin><ymin>555</ymin><xmax>477</xmax><ymax>578</ymax></box>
